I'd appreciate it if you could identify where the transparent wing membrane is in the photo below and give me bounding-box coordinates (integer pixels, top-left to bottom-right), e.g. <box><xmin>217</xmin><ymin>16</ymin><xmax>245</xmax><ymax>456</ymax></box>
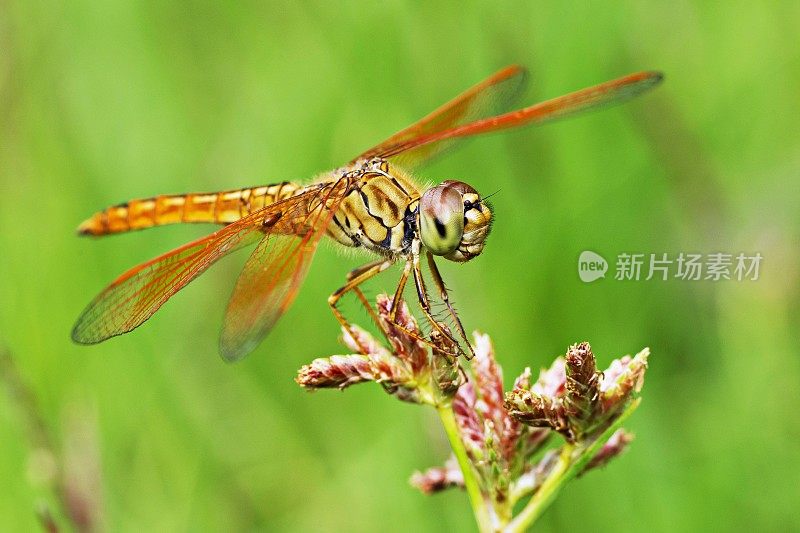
<box><xmin>355</xmin><ymin>65</ymin><xmax>528</xmax><ymax>169</ymax></box>
<box><xmin>219</xmin><ymin>180</ymin><xmax>348</xmax><ymax>361</ymax></box>
<box><xmin>356</xmin><ymin>67</ymin><xmax>662</xmax><ymax>168</ymax></box>
<box><xmin>72</xmin><ymin>184</ymin><xmax>345</xmax><ymax>357</ymax></box>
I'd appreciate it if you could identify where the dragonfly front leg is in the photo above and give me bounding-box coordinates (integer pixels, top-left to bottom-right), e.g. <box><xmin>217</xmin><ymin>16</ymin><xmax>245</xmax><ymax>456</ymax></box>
<box><xmin>329</xmin><ymin>259</ymin><xmax>393</xmax><ymax>353</ymax></box>
<box><xmin>426</xmin><ymin>252</ymin><xmax>475</xmax><ymax>358</ymax></box>
<box><xmin>410</xmin><ymin>247</ymin><xmax>464</xmax><ymax>357</ymax></box>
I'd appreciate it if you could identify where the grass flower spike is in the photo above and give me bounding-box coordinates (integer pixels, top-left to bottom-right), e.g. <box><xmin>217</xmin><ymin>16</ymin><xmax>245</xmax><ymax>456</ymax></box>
<box><xmin>296</xmin><ymin>295</ymin><xmax>461</xmax><ymax>405</ymax></box>
<box><xmin>296</xmin><ymin>295</ymin><xmax>650</xmax><ymax>532</ymax></box>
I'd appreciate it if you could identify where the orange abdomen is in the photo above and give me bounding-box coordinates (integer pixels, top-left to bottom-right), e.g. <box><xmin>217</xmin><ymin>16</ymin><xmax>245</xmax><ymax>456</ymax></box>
<box><xmin>77</xmin><ymin>182</ymin><xmax>300</xmax><ymax>236</ymax></box>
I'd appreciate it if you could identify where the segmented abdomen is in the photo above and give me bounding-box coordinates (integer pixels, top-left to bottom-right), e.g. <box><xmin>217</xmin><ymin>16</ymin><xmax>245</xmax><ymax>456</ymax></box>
<box><xmin>77</xmin><ymin>182</ymin><xmax>300</xmax><ymax>236</ymax></box>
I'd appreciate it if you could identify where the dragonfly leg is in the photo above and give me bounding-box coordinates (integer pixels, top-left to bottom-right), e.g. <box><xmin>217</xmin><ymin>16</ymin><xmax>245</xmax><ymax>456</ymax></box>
<box><xmin>411</xmin><ymin>247</ymin><xmax>464</xmax><ymax>357</ymax></box>
<box><xmin>346</xmin><ymin>260</ymin><xmax>390</xmax><ymax>334</ymax></box>
<box><xmin>380</xmin><ymin>260</ymin><xmax>461</xmax><ymax>357</ymax></box>
<box><xmin>332</xmin><ymin>258</ymin><xmax>456</xmax><ymax>357</ymax></box>
<box><xmin>345</xmin><ymin>260</ymin><xmax>386</xmax><ymax>281</ymax></box>
<box><xmin>329</xmin><ymin>259</ymin><xmax>393</xmax><ymax>353</ymax></box>
<box><xmin>388</xmin><ymin>260</ymin><xmax>413</xmax><ymax>322</ymax></box>
<box><xmin>426</xmin><ymin>252</ymin><xmax>475</xmax><ymax>358</ymax></box>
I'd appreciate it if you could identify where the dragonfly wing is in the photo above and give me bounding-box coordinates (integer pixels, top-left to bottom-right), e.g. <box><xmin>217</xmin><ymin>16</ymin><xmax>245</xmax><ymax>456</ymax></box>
<box><xmin>71</xmin><ymin>186</ymin><xmax>331</xmax><ymax>346</ymax></box>
<box><xmin>353</xmin><ymin>65</ymin><xmax>528</xmax><ymax>169</ymax></box>
<box><xmin>219</xmin><ymin>178</ymin><xmax>349</xmax><ymax>362</ymax></box>
<box><xmin>362</xmin><ymin>70</ymin><xmax>663</xmax><ymax>167</ymax></box>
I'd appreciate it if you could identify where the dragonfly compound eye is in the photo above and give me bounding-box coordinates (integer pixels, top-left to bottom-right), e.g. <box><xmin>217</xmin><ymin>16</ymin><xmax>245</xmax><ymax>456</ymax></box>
<box><xmin>419</xmin><ymin>184</ymin><xmax>465</xmax><ymax>256</ymax></box>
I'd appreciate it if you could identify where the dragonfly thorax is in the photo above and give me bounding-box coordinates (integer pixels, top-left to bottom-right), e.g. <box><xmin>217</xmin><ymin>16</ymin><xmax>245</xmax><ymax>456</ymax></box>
<box><xmin>419</xmin><ymin>180</ymin><xmax>492</xmax><ymax>262</ymax></box>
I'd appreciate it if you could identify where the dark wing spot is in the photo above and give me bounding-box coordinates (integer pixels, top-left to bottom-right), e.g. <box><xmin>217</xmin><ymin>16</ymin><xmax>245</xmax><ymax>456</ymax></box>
<box><xmin>261</xmin><ymin>212</ymin><xmax>283</xmax><ymax>228</ymax></box>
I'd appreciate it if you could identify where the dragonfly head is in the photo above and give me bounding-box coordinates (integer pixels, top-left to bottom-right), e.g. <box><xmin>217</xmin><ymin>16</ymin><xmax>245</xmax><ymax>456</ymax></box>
<box><xmin>419</xmin><ymin>180</ymin><xmax>492</xmax><ymax>262</ymax></box>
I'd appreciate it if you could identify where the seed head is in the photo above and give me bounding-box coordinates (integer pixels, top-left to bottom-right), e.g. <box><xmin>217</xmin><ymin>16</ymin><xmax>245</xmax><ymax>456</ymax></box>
<box><xmin>564</xmin><ymin>342</ymin><xmax>601</xmax><ymax>439</ymax></box>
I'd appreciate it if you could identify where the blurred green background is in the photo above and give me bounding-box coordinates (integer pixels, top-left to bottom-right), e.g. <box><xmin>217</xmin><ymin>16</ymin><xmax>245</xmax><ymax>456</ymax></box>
<box><xmin>2</xmin><ymin>1</ymin><xmax>799</xmax><ymax>531</ymax></box>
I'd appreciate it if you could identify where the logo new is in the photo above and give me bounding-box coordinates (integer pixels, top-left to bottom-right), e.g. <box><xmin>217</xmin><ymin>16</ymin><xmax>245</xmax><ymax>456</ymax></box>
<box><xmin>578</xmin><ymin>251</ymin><xmax>608</xmax><ymax>283</ymax></box>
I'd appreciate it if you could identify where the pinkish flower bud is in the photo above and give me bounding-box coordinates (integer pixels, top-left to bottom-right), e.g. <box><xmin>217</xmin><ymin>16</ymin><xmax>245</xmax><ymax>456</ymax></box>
<box><xmin>410</xmin><ymin>457</ymin><xmax>464</xmax><ymax>494</ymax></box>
<box><xmin>296</xmin><ymin>354</ymin><xmax>381</xmax><ymax>389</ymax></box>
<box><xmin>472</xmin><ymin>333</ymin><xmax>506</xmax><ymax>426</ymax></box>
<box><xmin>600</xmin><ymin>348</ymin><xmax>649</xmax><ymax>416</ymax></box>
<box><xmin>581</xmin><ymin>429</ymin><xmax>634</xmax><ymax>475</ymax></box>
<box><xmin>342</xmin><ymin>324</ymin><xmax>389</xmax><ymax>357</ymax></box>
<box><xmin>453</xmin><ymin>382</ymin><xmax>486</xmax><ymax>459</ymax></box>
<box><xmin>531</xmin><ymin>357</ymin><xmax>566</xmax><ymax>397</ymax></box>
<box><xmin>513</xmin><ymin>367</ymin><xmax>532</xmax><ymax>390</ymax></box>
<box><xmin>295</xmin><ymin>353</ymin><xmax>412</xmax><ymax>392</ymax></box>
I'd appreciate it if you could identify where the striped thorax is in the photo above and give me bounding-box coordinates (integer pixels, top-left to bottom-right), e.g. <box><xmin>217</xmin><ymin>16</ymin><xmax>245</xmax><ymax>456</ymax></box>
<box><xmin>327</xmin><ymin>159</ymin><xmax>493</xmax><ymax>263</ymax></box>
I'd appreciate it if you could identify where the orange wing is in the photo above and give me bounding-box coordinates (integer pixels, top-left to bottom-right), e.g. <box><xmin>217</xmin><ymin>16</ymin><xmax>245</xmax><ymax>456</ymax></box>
<box><xmin>354</xmin><ymin>65</ymin><xmax>528</xmax><ymax>169</ymax></box>
<box><xmin>71</xmin><ymin>182</ymin><xmax>346</xmax><ymax>357</ymax></box>
<box><xmin>355</xmin><ymin>67</ymin><xmax>662</xmax><ymax>169</ymax></box>
<box><xmin>218</xmin><ymin>179</ymin><xmax>348</xmax><ymax>361</ymax></box>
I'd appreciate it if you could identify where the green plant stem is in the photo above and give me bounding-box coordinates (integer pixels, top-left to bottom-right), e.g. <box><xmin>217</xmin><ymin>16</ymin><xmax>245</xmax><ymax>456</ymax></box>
<box><xmin>436</xmin><ymin>402</ymin><xmax>493</xmax><ymax>533</ymax></box>
<box><xmin>505</xmin><ymin>398</ymin><xmax>642</xmax><ymax>533</ymax></box>
<box><xmin>506</xmin><ymin>443</ymin><xmax>573</xmax><ymax>532</ymax></box>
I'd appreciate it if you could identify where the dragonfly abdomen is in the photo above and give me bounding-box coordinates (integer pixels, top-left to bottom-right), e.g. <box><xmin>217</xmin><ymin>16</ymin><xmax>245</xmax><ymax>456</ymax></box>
<box><xmin>77</xmin><ymin>182</ymin><xmax>301</xmax><ymax>236</ymax></box>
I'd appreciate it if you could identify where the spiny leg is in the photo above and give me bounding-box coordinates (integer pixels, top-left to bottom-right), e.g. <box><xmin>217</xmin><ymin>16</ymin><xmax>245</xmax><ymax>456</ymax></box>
<box><xmin>350</xmin><ymin>260</ymin><xmax>454</xmax><ymax>356</ymax></box>
<box><xmin>387</xmin><ymin>320</ymin><xmax>460</xmax><ymax>357</ymax></box>
<box><xmin>329</xmin><ymin>260</ymin><xmax>393</xmax><ymax>354</ymax></box>
<box><xmin>345</xmin><ymin>259</ymin><xmax>423</xmax><ymax>349</ymax></box>
<box><xmin>334</xmin><ymin>259</ymin><xmax>455</xmax><ymax>357</ymax></box>
<box><xmin>346</xmin><ymin>259</ymin><xmax>388</xmax><ymax>281</ymax></box>
<box><xmin>426</xmin><ymin>251</ymin><xmax>475</xmax><ymax>358</ymax></box>
<box><xmin>346</xmin><ymin>259</ymin><xmax>388</xmax><ymax>332</ymax></box>
<box><xmin>411</xmin><ymin>248</ymin><xmax>464</xmax><ymax>357</ymax></box>
<box><xmin>388</xmin><ymin>260</ymin><xmax>412</xmax><ymax>322</ymax></box>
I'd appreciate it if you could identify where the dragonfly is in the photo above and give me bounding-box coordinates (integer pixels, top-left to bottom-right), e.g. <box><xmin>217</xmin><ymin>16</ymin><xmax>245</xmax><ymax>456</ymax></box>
<box><xmin>72</xmin><ymin>65</ymin><xmax>663</xmax><ymax>361</ymax></box>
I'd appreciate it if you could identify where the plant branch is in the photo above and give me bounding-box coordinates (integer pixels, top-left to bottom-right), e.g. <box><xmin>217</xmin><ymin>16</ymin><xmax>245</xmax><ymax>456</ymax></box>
<box><xmin>436</xmin><ymin>401</ymin><xmax>493</xmax><ymax>533</ymax></box>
